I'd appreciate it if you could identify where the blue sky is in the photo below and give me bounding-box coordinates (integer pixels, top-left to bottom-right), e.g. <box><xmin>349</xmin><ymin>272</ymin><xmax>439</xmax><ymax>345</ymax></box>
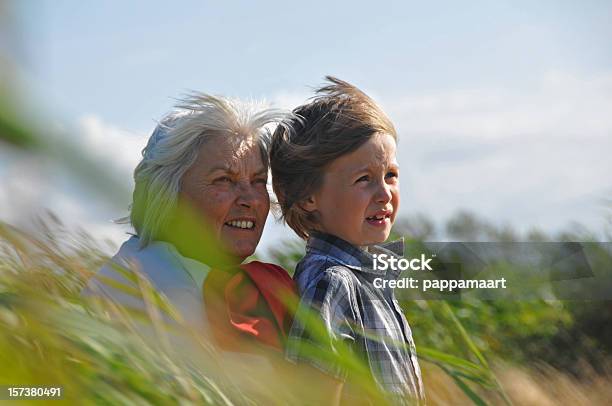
<box><xmin>20</xmin><ymin>0</ymin><xmax>612</xmax><ymax>125</ymax></box>
<box><xmin>3</xmin><ymin>0</ymin><xmax>612</xmax><ymax>254</ymax></box>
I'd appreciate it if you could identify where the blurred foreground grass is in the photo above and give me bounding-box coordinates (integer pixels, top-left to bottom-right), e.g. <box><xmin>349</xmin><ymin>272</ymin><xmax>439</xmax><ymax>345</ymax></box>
<box><xmin>0</xmin><ymin>219</ymin><xmax>234</xmax><ymax>405</ymax></box>
<box><xmin>1</xmin><ymin>217</ymin><xmax>611</xmax><ymax>405</ymax></box>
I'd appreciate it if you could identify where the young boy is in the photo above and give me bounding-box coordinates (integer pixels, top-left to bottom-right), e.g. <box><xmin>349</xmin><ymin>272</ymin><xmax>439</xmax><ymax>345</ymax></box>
<box><xmin>270</xmin><ymin>77</ymin><xmax>424</xmax><ymax>403</ymax></box>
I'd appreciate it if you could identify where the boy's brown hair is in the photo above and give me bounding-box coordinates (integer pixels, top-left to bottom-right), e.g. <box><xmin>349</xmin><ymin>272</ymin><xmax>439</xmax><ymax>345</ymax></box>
<box><xmin>270</xmin><ymin>76</ymin><xmax>397</xmax><ymax>239</ymax></box>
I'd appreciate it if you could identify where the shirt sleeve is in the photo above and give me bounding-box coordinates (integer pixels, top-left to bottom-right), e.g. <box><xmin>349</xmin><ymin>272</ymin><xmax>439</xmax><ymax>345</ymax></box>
<box><xmin>82</xmin><ymin>261</ymin><xmax>146</xmax><ymax>311</ymax></box>
<box><xmin>285</xmin><ymin>266</ymin><xmax>360</xmax><ymax>380</ymax></box>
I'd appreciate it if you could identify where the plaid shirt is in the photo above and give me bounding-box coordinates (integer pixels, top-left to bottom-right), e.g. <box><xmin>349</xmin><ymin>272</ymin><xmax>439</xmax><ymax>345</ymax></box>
<box><xmin>286</xmin><ymin>232</ymin><xmax>424</xmax><ymax>403</ymax></box>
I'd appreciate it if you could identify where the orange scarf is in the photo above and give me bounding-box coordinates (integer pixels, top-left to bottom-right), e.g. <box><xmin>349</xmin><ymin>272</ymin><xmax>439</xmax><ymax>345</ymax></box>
<box><xmin>203</xmin><ymin>261</ymin><xmax>297</xmax><ymax>352</ymax></box>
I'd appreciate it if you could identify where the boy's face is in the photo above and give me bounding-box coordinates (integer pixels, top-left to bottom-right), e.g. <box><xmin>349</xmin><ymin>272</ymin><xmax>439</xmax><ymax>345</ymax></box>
<box><xmin>305</xmin><ymin>133</ymin><xmax>399</xmax><ymax>246</ymax></box>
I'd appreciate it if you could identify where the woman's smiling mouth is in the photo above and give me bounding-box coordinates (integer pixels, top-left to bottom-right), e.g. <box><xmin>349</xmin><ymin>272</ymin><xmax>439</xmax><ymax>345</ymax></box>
<box><xmin>224</xmin><ymin>219</ymin><xmax>256</xmax><ymax>230</ymax></box>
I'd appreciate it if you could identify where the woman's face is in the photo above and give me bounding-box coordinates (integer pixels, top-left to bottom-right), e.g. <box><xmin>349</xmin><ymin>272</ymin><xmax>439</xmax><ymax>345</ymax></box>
<box><xmin>179</xmin><ymin>136</ymin><xmax>270</xmax><ymax>261</ymax></box>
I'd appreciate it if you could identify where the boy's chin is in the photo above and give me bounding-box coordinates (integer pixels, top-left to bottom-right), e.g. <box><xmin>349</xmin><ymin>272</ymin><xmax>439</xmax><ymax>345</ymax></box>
<box><xmin>358</xmin><ymin>229</ymin><xmax>392</xmax><ymax>246</ymax></box>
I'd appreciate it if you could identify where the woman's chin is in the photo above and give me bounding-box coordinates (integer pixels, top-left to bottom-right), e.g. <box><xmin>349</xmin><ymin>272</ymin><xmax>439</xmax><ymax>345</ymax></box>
<box><xmin>224</xmin><ymin>240</ymin><xmax>258</xmax><ymax>262</ymax></box>
<box><xmin>220</xmin><ymin>228</ymin><xmax>261</xmax><ymax>259</ymax></box>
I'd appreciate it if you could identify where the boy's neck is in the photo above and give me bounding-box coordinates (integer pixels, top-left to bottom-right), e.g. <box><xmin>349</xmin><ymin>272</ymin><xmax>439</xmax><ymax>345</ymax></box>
<box><xmin>310</xmin><ymin>230</ymin><xmax>372</xmax><ymax>251</ymax></box>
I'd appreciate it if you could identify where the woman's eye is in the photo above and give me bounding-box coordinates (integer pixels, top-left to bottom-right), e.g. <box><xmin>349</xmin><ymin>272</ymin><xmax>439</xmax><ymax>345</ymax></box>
<box><xmin>356</xmin><ymin>175</ymin><xmax>370</xmax><ymax>183</ymax></box>
<box><xmin>214</xmin><ymin>176</ymin><xmax>232</xmax><ymax>184</ymax></box>
<box><xmin>253</xmin><ymin>178</ymin><xmax>268</xmax><ymax>185</ymax></box>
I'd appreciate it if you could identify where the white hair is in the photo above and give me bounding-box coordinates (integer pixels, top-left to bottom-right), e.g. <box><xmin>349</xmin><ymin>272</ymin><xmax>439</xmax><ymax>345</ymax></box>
<box><xmin>129</xmin><ymin>92</ymin><xmax>288</xmax><ymax>248</ymax></box>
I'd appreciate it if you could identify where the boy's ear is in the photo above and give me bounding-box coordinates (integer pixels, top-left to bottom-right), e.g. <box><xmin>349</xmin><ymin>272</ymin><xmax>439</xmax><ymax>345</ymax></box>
<box><xmin>299</xmin><ymin>195</ymin><xmax>317</xmax><ymax>213</ymax></box>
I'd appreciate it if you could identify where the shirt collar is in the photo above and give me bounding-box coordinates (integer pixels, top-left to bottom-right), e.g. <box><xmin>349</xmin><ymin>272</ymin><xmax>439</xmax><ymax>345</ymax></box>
<box><xmin>307</xmin><ymin>232</ymin><xmax>405</xmax><ymax>278</ymax></box>
<box><xmin>146</xmin><ymin>238</ymin><xmax>211</xmax><ymax>288</ymax></box>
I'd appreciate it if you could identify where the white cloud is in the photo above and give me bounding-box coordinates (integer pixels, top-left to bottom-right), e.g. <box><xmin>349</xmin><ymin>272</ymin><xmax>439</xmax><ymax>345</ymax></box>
<box><xmin>76</xmin><ymin>115</ymin><xmax>148</xmax><ymax>182</ymax></box>
<box><xmin>384</xmin><ymin>71</ymin><xmax>612</xmax><ymax>236</ymax></box>
<box><xmin>0</xmin><ymin>152</ymin><xmax>46</xmax><ymax>224</ymax></box>
<box><xmin>0</xmin><ymin>116</ymin><xmax>148</xmax><ymax>254</ymax></box>
<box><xmin>387</xmin><ymin>71</ymin><xmax>612</xmax><ymax>140</ymax></box>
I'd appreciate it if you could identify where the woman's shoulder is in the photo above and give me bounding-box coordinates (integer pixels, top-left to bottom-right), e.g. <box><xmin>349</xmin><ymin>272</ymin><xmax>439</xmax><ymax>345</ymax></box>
<box><xmin>242</xmin><ymin>260</ymin><xmax>290</xmax><ymax>277</ymax></box>
<box><xmin>87</xmin><ymin>236</ymin><xmax>196</xmax><ymax>294</ymax></box>
<box><xmin>240</xmin><ymin>261</ymin><xmax>291</xmax><ymax>280</ymax></box>
<box><xmin>240</xmin><ymin>260</ymin><xmax>295</xmax><ymax>290</ymax></box>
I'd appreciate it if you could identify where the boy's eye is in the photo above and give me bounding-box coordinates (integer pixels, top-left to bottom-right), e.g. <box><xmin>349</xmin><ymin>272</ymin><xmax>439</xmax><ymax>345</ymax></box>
<box><xmin>253</xmin><ymin>178</ymin><xmax>268</xmax><ymax>185</ymax></box>
<box><xmin>385</xmin><ymin>171</ymin><xmax>398</xmax><ymax>180</ymax></box>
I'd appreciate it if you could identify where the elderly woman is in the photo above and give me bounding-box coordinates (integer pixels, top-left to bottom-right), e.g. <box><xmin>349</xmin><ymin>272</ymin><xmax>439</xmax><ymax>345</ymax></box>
<box><xmin>86</xmin><ymin>93</ymin><xmax>361</xmax><ymax>406</ymax></box>
<box><xmin>86</xmin><ymin>93</ymin><xmax>295</xmax><ymax>351</ymax></box>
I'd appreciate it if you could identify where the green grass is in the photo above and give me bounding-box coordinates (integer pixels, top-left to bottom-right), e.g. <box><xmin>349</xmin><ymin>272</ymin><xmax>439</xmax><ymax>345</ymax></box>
<box><xmin>0</xmin><ymin>217</ymin><xmax>517</xmax><ymax>405</ymax></box>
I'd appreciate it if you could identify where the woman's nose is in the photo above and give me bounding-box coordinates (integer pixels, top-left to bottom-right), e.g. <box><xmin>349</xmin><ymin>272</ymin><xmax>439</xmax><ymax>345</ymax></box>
<box><xmin>235</xmin><ymin>182</ymin><xmax>259</xmax><ymax>208</ymax></box>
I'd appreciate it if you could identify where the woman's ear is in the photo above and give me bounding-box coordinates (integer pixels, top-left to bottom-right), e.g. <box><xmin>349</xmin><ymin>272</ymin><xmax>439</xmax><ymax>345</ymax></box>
<box><xmin>299</xmin><ymin>195</ymin><xmax>317</xmax><ymax>213</ymax></box>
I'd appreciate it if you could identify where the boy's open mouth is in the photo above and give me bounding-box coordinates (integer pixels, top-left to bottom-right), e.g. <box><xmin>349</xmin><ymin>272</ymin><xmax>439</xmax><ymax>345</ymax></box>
<box><xmin>365</xmin><ymin>212</ymin><xmax>391</xmax><ymax>226</ymax></box>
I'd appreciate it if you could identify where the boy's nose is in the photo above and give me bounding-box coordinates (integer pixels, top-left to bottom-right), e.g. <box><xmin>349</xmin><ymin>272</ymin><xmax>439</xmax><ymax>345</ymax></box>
<box><xmin>375</xmin><ymin>182</ymin><xmax>393</xmax><ymax>204</ymax></box>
